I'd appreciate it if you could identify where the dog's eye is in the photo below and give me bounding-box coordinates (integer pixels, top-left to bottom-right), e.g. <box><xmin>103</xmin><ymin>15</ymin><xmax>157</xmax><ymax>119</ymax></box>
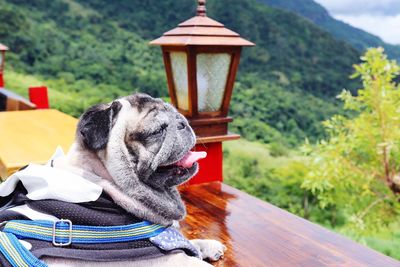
<box><xmin>151</xmin><ymin>124</ymin><xmax>168</xmax><ymax>136</ymax></box>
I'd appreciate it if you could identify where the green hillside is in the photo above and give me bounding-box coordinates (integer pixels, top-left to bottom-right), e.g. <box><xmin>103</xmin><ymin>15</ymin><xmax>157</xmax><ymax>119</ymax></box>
<box><xmin>258</xmin><ymin>0</ymin><xmax>400</xmax><ymax>61</ymax></box>
<box><xmin>0</xmin><ymin>0</ymin><xmax>360</xmax><ymax>145</ymax></box>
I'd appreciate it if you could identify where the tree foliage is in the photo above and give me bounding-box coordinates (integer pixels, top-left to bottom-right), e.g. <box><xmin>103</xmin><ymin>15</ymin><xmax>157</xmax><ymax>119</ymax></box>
<box><xmin>302</xmin><ymin>48</ymin><xmax>400</xmax><ymax>235</ymax></box>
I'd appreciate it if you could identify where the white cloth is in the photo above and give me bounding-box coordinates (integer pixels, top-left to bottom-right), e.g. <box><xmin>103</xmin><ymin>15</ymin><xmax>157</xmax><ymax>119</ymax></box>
<box><xmin>0</xmin><ymin>147</ymin><xmax>103</xmax><ymax>203</ymax></box>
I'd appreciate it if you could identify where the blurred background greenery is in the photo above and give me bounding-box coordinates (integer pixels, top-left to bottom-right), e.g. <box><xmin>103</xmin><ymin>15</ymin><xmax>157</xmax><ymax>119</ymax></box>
<box><xmin>1</xmin><ymin>0</ymin><xmax>399</xmax><ymax>260</ymax></box>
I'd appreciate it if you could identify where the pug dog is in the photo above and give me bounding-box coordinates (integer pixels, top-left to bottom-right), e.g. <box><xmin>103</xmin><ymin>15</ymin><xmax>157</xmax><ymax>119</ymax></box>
<box><xmin>41</xmin><ymin>93</ymin><xmax>226</xmax><ymax>266</ymax></box>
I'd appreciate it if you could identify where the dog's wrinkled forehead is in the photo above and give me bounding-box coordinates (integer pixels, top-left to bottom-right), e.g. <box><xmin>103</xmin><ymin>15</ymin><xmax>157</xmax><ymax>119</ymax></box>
<box><xmin>122</xmin><ymin>94</ymin><xmax>177</xmax><ymax>129</ymax></box>
<box><xmin>125</xmin><ymin>94</ymin><xmax>170</xmax><ymax>113</ymax></box>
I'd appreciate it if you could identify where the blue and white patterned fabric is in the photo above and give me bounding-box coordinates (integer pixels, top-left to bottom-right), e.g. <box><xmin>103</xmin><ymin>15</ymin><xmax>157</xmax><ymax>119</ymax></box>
<box><xmin>150</xmin><ymin>227</ymin><xmax>200</xmax><ymax>258</ymax></box>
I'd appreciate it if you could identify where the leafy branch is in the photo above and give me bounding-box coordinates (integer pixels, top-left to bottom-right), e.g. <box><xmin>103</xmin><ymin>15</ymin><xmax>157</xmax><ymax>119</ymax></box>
<box><xmin>303</xmin><ymin>48</ymin><xmax>400</xmax><ymax>234</ymax></box>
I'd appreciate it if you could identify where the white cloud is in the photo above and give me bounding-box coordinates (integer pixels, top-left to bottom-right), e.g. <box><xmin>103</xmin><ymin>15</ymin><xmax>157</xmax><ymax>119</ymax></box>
<box><xmin>334</xmin><ymin>14</ymin><xmax>400</xmax><ymax>45</ymax></box>
<box><xmin>314</xmin><ymin>0</ymin><xmax>400</xmax><ymax>44</ymax></box>
<box><xmin>315</xmin><ymin>0</ymin><xmax>400</xmax><ymax>16</ymax></box>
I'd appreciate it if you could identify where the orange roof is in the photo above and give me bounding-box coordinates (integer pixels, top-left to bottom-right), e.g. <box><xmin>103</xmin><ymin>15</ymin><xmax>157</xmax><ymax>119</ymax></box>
<box><xmin>150</xmin><ymin>1</ymin><xmax>254</xmax><ymax>47</ymax></box>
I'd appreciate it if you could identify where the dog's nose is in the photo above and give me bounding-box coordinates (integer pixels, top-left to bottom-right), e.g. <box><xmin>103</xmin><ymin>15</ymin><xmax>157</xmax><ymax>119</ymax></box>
<box><xmin>177</xmin><ymin>121</ymin><xmax>186</xmax><ymax>130</ymax></box>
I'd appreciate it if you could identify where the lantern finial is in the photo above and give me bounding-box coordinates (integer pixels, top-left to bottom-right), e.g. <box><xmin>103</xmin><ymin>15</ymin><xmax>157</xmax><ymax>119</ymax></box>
<box><xmin>197</xmin><ymin>0</ymin><xmax>207</xmax><ymax>17</ymax></box>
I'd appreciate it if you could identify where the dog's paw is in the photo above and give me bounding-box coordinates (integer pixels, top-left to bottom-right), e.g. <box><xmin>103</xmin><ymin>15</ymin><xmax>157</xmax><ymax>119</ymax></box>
<box><xmin>190</xmin><ymin>239</ymin><xmax>227</xmax><ymax>262</ymax></box>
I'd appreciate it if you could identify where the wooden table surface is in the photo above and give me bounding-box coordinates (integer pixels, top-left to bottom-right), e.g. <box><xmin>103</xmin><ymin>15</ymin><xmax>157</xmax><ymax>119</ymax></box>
<box><xmin>180</xmin><ymin>182</ymin><xmax>400</xmax><ymax>267</ymax></box>
<box><xmin>0</xmin><ymin>109</ymin><xmax>77</xmax><ymax>178</ymax></box>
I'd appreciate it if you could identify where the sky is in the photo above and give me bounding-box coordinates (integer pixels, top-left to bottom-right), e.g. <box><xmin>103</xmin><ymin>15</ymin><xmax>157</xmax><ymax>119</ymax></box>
<box><xmin>314</xmin><ymin>0</ymin><xmax>400</xmax><ymax>45</ymax></box>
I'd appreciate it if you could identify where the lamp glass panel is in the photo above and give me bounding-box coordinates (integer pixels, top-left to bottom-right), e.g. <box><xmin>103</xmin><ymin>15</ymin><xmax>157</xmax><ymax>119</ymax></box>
<box><xmin>197</xmin><ymin>53</ymin><xmax>231</xmax><ymax>112</ymax></box>
<box><xmin>170</xmin><ymin>52</ymin><xmax>189</xmax><ymax>111</ymax></box>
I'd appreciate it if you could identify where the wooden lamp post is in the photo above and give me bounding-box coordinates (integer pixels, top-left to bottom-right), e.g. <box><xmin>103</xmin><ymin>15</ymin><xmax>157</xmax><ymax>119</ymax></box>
<box><xmin>0</xmin><ymin>44</ymin><xmax>9</xmax><ymax>88</ymax></box>
<box><xmin>150</xmin><ymin>0</ymin><xmax>254</xmax><ymax>184</ymax></box>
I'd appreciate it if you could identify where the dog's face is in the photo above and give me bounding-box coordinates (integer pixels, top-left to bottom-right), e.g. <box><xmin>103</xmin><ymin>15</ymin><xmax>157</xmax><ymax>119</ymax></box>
<box><xmin>76</xmin><ymin>94</ymin><xmax>203</xmax><ymax>190</ymax></box>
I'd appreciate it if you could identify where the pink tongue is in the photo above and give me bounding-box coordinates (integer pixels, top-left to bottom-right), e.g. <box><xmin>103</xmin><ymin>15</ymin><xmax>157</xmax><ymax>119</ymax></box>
<box><xmin>176</xmin><ymin>151</ymin><xmax>207</xmax><ymax>168</ymax></box>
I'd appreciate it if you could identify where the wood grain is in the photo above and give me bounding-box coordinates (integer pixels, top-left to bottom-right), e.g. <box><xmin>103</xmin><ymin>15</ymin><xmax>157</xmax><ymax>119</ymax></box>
<box><xmin>180</xmin><ymin>182</ymin><xmax>400</xmax><ymax>267</ymax></box>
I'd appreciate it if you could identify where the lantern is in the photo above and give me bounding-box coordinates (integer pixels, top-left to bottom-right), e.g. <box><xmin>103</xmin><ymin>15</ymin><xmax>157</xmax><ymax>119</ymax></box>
<box><xmin>0</xmin><ymin>44</ymin><xmax>8</xmax><ymax>88</ymax></box>
<box><xmin>150</xmin><ymin>0</ymin><xmax>254</xmax><ymax>143</ymax></box>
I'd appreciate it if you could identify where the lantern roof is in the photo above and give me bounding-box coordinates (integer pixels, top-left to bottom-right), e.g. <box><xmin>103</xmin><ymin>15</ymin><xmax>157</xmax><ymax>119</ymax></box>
<box><xmin>0</xmin><ymin>44</ymin><xmax>9</xmax><ymax>51</ymax></box>
<box><xmin>150</xmin><ymin>0</ymin><xmax>254</xmax><ymax>47</ymax></box>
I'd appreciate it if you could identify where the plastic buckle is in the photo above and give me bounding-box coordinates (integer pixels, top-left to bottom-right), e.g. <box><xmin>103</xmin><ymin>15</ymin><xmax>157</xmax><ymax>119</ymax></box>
<box><xmin>52</xmin><ymin>219</ymin><xmax>72</xmax><ymax>247</ymax></box>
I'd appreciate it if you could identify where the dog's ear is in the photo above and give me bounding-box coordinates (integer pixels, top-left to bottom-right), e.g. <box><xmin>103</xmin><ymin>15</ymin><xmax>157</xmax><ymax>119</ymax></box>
<box><xmin>77</xmin><ymin>101</ymin><xmax>122</xmax><ymax>151</ymax></box>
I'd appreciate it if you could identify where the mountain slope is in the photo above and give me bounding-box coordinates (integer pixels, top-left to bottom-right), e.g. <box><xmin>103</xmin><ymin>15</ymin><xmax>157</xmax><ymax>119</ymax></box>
<box><xmin>75</xmin><ymin>0</ymin><xmax>360</xmax><ymax>97</ymax></box>
<box><xmin>0</xmin><ymin>0</ymin><xmax>360</xmax><ymax>144</ymax></box>
<box><xmin>257</xmin><ymin>0</ymin><xmax>400</xmax><ymax>61</ymax></box>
